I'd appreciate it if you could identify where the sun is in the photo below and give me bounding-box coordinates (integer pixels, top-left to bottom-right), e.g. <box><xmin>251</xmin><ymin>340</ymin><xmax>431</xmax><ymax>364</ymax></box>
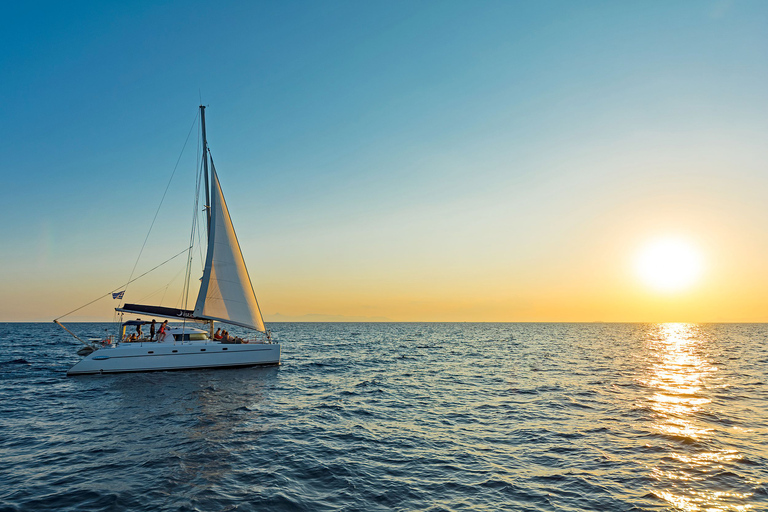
<box><xmin>635</xmin><ymin>238</ymin><xmax>703</xmax><ymax>293</ymax></box>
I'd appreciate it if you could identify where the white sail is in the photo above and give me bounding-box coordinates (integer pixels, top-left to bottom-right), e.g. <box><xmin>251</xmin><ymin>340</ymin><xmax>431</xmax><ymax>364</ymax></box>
<box><xmin>194</xmin><ymin>164</ymin><xmax>266</xmax><ymax>332</ymax></box>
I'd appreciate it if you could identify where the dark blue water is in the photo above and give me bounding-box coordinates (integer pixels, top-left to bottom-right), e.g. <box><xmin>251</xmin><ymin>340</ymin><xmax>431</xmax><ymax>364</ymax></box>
<box><xmin>1</xmin><ymin>323</ymin><xmax>767</xmax><ymax>511</ymax></box>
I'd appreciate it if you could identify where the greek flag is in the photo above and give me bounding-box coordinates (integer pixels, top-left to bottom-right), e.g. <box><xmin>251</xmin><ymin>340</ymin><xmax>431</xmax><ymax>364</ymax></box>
<box><xmin>112</xmin><ymin>291</ymin><xmax>125</xmax><ymax>300</ymax></box>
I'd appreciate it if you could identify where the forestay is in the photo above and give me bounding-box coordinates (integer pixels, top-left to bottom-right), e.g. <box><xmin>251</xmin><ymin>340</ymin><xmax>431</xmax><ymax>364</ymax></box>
<box><xmin>193</xmin><ymin>163</ymin><xmax>266</xmax><ymax>332</ymax></box>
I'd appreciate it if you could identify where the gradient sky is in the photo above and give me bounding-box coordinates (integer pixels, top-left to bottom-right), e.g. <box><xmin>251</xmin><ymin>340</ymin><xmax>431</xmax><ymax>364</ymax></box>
<box><xmin>2</xmin><ymin>1</ymin><xmax>767</xmax><ymax>322</ymax></box>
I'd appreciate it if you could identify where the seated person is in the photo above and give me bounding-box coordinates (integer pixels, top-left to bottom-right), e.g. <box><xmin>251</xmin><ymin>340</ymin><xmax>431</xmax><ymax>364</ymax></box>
<box><xmin>214</xmin><ymin>328</ymin><xmax>222</xmax><ymax>340</ymax></box>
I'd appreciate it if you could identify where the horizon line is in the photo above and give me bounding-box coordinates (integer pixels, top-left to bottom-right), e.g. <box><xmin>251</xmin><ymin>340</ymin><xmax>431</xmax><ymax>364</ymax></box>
<box><xmin>4</xmin><ymin>320</ymin><xmax>767</xmax><ymax>324</ymax></box>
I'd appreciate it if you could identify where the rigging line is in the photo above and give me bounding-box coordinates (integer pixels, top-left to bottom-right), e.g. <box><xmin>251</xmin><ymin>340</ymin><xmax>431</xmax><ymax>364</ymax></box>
<box><xmin>181</xmin><ymin>130</ymin><xmax>205</xmax><ymax>336</ymax></box>
<box><xmin>184</xmin><ymin>141</ymin><xmax>202</xmax><ymax>300</ymax></box>
<box><xmin>181</xmin><ymin>135</ymin><xmax>205</xmax><ymax>313</ymax></box>
<box><xmin>159</xmin><ymin>271</ymin><xmax>181</xmax><ymax>305</ymax></box>
<box><xmin>120</xmin><ymin>111</ymin><xmax>199</xmax><ymax>307</ymax></box>
<box><xmin>135</xmin><ymin>266</ymin><xmax>185</xmax><ymax>304</ymax></box>
<box><xmin>196</xmin><ymin>202</ymin><xmax>205</xmax><ymax>271</ymax></box>
<box><xmin>54</xmin><ymin>246</ymin><xmax>192</xmax><ymax>322</ymax></box>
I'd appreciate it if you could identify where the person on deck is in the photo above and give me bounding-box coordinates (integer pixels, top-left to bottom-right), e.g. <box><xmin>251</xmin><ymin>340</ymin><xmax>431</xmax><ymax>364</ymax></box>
<box><xmin>135</xmin><ymin>319</ymin><xmax>143</xmax><ymax>339</ymax></box>
<box><xmin>214</xmin><ymin>328</ymin><xmax>222</xmax><ymax>340</ymax></box>
<box><xmin>149</xmin><ymin>319</ymin><xmax>156</xmax><ymax>341</ymax></box>
<box><xmin>158</xmin><ymin>320</ymin><xmax>169</xmax><ymax>342</ymax></box>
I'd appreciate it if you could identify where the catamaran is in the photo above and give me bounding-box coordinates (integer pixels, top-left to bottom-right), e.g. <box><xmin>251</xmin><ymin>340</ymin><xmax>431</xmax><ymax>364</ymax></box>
<box><xmin>58</xmin><ymin>106</ymin><xmax>280</xmax><ymax>375</ymax></box>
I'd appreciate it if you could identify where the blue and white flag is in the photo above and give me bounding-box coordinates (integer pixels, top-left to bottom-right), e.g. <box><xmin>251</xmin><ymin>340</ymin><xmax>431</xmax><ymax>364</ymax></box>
<box><xmin>112</xmin><ymin>291</ymin><xmax>125</xmax><ymax>300</ymax></box>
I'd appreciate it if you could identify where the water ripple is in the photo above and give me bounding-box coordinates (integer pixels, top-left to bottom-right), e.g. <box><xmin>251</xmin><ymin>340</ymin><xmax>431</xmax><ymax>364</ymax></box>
<box><xmin>1</xmin><ymin>322</ymin><xmax>767</xmax><ymax>511</ymax></box>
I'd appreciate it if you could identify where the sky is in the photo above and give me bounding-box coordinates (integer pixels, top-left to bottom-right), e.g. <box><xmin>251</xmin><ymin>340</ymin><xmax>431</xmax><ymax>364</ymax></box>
<box><xmin>1</xmin><ymin>0</ymin><xmax>767</xmax><ymax>322</ymax></box>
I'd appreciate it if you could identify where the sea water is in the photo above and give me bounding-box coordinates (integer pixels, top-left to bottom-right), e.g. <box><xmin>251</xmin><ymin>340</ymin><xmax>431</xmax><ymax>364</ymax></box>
<box><xmin>0</xmin><ymin>322</ymin><xmax>766</xmax><ymax>511</ymax></box>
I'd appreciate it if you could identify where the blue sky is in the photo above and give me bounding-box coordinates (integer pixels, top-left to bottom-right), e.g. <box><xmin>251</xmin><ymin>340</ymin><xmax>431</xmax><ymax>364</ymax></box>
<box><xmin>2</xmin><ymin>1</ymin><xmax>767</xmax><ymax>321</ymax></box>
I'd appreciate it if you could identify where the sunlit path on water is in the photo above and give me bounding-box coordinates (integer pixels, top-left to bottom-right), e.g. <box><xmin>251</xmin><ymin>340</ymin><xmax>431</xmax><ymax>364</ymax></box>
<box><xmin>640</xmin><ymin>323</ymin><xmax>758</xmax><ymax>511</ymax></box>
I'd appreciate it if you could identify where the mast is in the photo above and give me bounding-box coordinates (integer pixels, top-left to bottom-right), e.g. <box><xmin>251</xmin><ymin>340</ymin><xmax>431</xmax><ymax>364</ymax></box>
<box><xmin>200</xmin><ymin>105</ymin><xmax>211</xmax><ymax>238</ymax></box>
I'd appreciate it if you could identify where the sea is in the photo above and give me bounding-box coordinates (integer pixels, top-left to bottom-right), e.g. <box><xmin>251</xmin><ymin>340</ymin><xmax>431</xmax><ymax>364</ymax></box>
<box><xmin>1</xmin><ymin>322</ymin><xmax>766</xmax><ymax>511</ymax></box>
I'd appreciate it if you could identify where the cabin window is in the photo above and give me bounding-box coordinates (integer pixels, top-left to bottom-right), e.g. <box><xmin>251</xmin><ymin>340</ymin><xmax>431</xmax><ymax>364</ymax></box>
<box><xmin>173</xmin><ymin>333</ymin><xmax>209</xmax><ymax>341</ymax></box>
<box><xmin>172</xmin><ymin>350</ymin><xmax>178</xmax><ymax>353</ymax></box>
<box><xmin>200</xmin><ymin>349</ymin><xmax>206</xmax><ymax>352</ymax></box>
<box><xmin>148</xmin><ymin>351</ymin><xmax>154</xmax><ymax>354</ymax></box>
<box><xmin>222</xmin><ymin>348</ymin><xmax>228</xmax><ymax>351</ymax></box>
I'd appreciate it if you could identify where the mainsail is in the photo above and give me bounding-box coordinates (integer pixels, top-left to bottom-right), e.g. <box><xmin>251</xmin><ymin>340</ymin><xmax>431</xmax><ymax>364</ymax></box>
<box><xmin>193</xmin><ymin>162</ymin><xmax>266</xmax><ymax>332</ymax></box>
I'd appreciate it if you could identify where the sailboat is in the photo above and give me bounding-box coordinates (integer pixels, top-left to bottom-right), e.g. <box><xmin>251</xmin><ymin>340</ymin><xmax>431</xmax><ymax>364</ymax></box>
<box><xmin>63</xmin><ymin>106</ymin><xmax>280</xmax><ymax>375</ymax></box>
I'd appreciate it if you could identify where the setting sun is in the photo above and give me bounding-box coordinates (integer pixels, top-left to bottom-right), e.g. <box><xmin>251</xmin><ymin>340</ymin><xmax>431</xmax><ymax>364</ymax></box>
<box><xmin>635</xmin><ymin>238</ymin><xmax>703</xmax><ymax>293</ymax></box>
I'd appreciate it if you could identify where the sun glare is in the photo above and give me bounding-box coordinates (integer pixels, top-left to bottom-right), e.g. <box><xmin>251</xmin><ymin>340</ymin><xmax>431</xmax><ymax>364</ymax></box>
<box><xmin>635</xmin><ymin>238</ymin><xmax>703</xmax><ymax>293</ymax></box>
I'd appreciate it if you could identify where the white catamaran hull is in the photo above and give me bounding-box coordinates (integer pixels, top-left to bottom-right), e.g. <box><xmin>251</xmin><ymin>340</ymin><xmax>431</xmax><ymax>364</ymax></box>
<box><xmin>67</xmin><ymin>341</ymin><xmax>280</xmax><ymax>375</ymax></box>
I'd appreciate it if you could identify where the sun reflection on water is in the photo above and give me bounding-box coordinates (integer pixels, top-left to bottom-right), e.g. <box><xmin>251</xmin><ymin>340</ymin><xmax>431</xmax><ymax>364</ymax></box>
<box><xmin>641</xmin><ymin>323</ymin><xmax>753</xmax><ymax>511</ymax></box>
